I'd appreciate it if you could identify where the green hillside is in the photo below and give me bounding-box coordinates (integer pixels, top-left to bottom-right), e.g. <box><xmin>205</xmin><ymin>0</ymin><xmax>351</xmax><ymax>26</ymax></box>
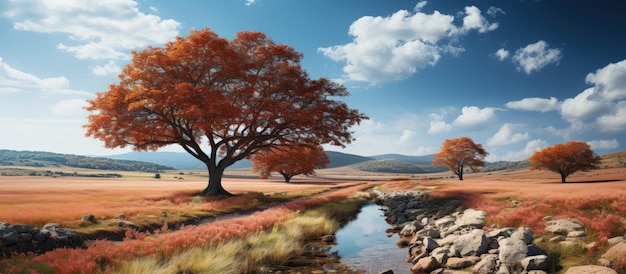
<box><xmin>0</xmin><ymin>150</ymin><xmax>174</xmax><ymax>172</ymax></box>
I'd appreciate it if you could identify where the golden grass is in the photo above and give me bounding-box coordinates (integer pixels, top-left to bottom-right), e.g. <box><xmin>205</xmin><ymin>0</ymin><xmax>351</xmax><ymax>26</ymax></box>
<box><xmin>0</xmin><ymin>175</ymin><xmax>359</xmax><ymax>229</ymax></box>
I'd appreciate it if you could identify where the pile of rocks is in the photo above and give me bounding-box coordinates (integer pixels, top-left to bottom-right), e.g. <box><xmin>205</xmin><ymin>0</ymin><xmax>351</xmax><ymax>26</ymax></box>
<box><xmin>373</xmin><ymin>190</ymin><xmax>623</xmax><ymax>274</ymax></box>
<box><xmin>0</xmin><ymin>222</ymin><xmax>83</xmax><ymax>257</ymax></box>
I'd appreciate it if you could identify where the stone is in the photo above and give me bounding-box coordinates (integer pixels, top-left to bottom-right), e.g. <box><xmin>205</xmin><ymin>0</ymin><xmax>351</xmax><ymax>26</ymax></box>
<box><xmin>0</xmin><ymin>227</ymin><xmax>19</xmax><ymax>246</ymax></box>
<box><xmin>520</xmin><ymin>255</ymin><xmax>550</xmax><ymax>271</ymax></box>
<box><xmin>472</xmin><ymin>254</ymin><xmax>498</xmax><ymax>274</ymax></box>
<box><xmin>601</xmin><ymin>241</ymin><xmax>626</xmax><ymax>262</ymax></box>
<box><xmin>411</xmin><ymin>256</ymin><xmax>441</xmax><ymax>273</ymax></box>
<box><xmin>549</xmin><ymin>235</ymin><xmax>565</xmax><ymax>242</ymax></box>
<box><xmin>510</xmin><ymin>227</ymin><xmax>534</xmax><ymax>244</ymax></box>
<box><xmin>498</xmin><ymin>237</ymin><xmax>527</xmax><ymax>266</ymax></box>
<box><xmin>416</xmin><ymin>227</ymin><xmax>440</xmax><ymax>239</ymax></box>
<box><xmin>495</xmin><ymin>264</ymin><xmax>510</xmax><ymax>274</ymax></box>
<box><xmin>436</xmin><ymin>234</ymin><xmax>460</xmax><ymax>247</ymax></box>
<box><xmin>487</xmin><ymin>227</ymin><xmax>517</xmax><ymax>238</ymax></box>
<box><xmin>12</xmin><ymin>224</ymin><xmax>35</xmax><ymax>233</ymax></box>
<box><xmin>42</xmin><ymin>223</ymin><xmax>61</xmax><ymax>231</ymax></box>
<box><xmin>400</xmin><ymin>221</ymin><xmax>422</xmax><ymax>236</ymax></box>
<box><xmin>378</xmin><ymin>270</ymin><xmax>393</xmax><ymax>274</ymax></box>
<box><xmin>452</xmin><ymin>229</ymin><xmax>489</xmax><ymax>257</ymax></box>
<box><xmin>545</xmin><ymin>219</ymin><xmax>583</xmax><ymax>235</ymax></box>
<box><xmin>563</xmin><ymin>265</ymin><xmax>617</xmax><ymax>274</ymax></box>
<box><xmin>82</xmin><ymin>214</ymin><xmax>97</xmax><ymax>223</ymax></box>
<box><xmin>435</xmin><ymin>216</ymin><xmax>456</xmax><ymax>231</ymax></box>
<box><xmin>597</xmin><ymin>258</ymin><xmax>611</xmax><ymax>267</ymax></box>
<box><xmin>445</xmin><ymin>256</ymin><xmax>480</xmax><ymax>269</ymax></box>
<box><xmin>607</xmin><ymin>235</ymin><xmax>625</xmax><ymax>246</ymax></box>
<box><xmin>423</xmin><ymin>237</ymin><xmax>440</xmax><ymax>251</ymax></box>
<box><xmin>567</xmin><ymin>230</ymin><xmax>586</xmax><ymax>238</ymax></box>
<box><xmin>527</xmin><ymin>244</ymin><xmax>546</xmax><ymax>256</ymax></box>
<box><xmin>455</xmin><ymin>209</ymin><xmax>487</xmax><ymax>229</ymax></box>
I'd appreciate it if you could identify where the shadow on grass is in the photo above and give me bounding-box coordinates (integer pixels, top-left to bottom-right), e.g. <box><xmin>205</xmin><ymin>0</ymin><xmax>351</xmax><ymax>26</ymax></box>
<box><xmin>539</xmin><ymin>179</ymin><xmax>623</xmax><ymax>184</ymax></box>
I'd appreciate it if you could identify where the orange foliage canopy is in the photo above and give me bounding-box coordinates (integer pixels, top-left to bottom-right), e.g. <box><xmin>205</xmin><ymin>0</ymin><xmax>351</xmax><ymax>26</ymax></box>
<box><xmin>432</xmin><ymin>136</ymin><xmax>488</xmax><ymax>180</ymax></box>
<box><xmin>529</xmin><ymin>141</ymin><xmax>601</xmax><ymax>183</ymax></box>
<box><xmin>84</xmin><ymin>29</ymin><xmax>367</xmax><ymax>195</ymax></box>
<box><xmin>250</xmin><ymin>145</ymin><xmax>330</xmax><ymax>182</ymax></box>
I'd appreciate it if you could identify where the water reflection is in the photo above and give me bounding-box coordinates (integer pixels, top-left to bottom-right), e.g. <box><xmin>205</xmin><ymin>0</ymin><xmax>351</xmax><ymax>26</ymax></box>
<box><xmin>332</xmin><ymin>203</ymin><xmax>411</xmax><ymax>273</ymax></box>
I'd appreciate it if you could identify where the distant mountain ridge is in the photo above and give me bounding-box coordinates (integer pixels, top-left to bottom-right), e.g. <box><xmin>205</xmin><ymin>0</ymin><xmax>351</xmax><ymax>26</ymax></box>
<box><xmin>6</xmin><ymin>149</ymin><xmax>617</xmax><ymax>174</ymax></box>
<box><xmin>0</xmin><ymin>149</ymin><xmax>174</xmax><ymax>172</ymax></box>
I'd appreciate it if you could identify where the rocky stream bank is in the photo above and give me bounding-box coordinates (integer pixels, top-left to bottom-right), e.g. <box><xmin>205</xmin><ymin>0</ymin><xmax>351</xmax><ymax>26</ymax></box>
<box><xmin>373</xmin><ymin>190</ymin><xmax>625</xmax><ymax>274</ymax></box>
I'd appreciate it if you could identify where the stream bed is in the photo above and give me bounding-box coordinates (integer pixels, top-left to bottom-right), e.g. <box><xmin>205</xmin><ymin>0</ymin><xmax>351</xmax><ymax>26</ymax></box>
<box><xmin>330</xmin><ymin>202</ymin><xmax>412</xmax><ymax>273</ymax></box>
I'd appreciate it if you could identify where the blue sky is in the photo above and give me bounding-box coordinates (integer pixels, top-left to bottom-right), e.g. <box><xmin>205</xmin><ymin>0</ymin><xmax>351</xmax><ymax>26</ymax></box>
<box><xmin>1</xmin><ymin>0</ymin><xmax>625</xmax><ymax>162</ymax></box>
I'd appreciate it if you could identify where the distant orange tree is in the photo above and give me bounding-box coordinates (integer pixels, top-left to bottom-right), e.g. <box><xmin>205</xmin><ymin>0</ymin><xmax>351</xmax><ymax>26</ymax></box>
<box><xmin>432</xmin><ymin>136</ymin><xmax>488</xmax><ymax>180</ymax></box>
<box><xmin>529</xmin><ymin>141</ymin><xmax>601</xmax><ymax>183</ymax></box>
<box><xmin>250</xmin><ymin>145</ymin><xmax>330</xmax><ymax>182</ymax></box>
<box><xmin>84</xmin><ymin>29</ymin><xmax>367</xmax><ymax>196</ymax></box>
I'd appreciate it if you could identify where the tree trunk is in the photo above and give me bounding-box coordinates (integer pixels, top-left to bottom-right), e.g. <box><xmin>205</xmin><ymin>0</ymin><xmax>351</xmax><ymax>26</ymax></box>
<box><xmin>280</xmin><ymin>171</ymin><xmax>292</xmax><ymax>183</ymax></box>
<box><xmin>560</xmin><ymin>173</ymin><xmax>567</xmax><ymax>183</ymax></box>
<box><xmin>201</xmin><ymin>166</ymin><xmax>234</xmax><ymax>196</ymax></box>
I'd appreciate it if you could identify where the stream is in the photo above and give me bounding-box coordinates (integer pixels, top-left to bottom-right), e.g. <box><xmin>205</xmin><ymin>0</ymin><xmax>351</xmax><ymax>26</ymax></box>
<box><xmin>331</xmin><ymin>202</ymin><xmax>412</xmax><ymax>273</ymax></box>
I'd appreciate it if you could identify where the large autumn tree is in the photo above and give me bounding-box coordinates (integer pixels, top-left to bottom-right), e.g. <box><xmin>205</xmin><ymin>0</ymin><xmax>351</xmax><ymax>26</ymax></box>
<box><xmin>250</xmin><ymin>145</ymin><xmax>329</xmax><ymax>182</ymax></box>
<box><xmin>432</xmin><ymin>136</ymin><xmax>488</xmax><ymax>180</ymax></box>
<box><xmin>84</xmin><ymin>29</ymin><xmax>367</xmax><ymax>196</ymax></box>
<box><xmin>529</xmin><ymin>141</ymin><xmax>601</xmax><ymax>183</ymax></box>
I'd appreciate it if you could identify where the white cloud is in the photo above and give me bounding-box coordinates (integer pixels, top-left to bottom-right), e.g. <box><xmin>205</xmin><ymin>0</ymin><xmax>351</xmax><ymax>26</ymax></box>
<box><xmin>585</xmin><ymin>59</ymin><xmax>626</xmax><ymax>101</ymax></box>
<box><xmin>460</xmin><ymin>6</ymin><xmax>498</xmax><ymax>33</ymax></box>
<box><xmin>486</xmin><ymin>123</ymin><xmax>529</xmax><ymax>146</ymax></box>
<box><xmin>452</xmin><ymin>106</ymin><xmax>498</xmax><ymax>130</ymax></box>
<box><xmin>500</xmin><ymin>139</ymin><xmax>549</xmax><ymax>161</ymax></box>
<box><xmin>0</xmin><ymin>57</ymin><xmax>89</xmax><ymax>95</ymax></box>
<box><xmin>92</xmin><ymin>60</ymin><xmax>121</xmax><ymax>76</ymax></box>
<box><xmin>587</xmin><ymin>139</ymin><xmax>619</xmax><ymax>150</ymax></box>
<box><xmin>560</xmin><ymin>88</ymin><xmax>610</xmax><ymax>123</ymax></box>
<box><xmin>487</xmin><ymin>7</ymin><xmax>505</xmax><ymax>17</ymax></box>
<box><xmin>414</xmin><ymin>146</ymin><xmax>437</xmax><ymax>156</ymax></box>
<box><xmin>427</xmin><ymin>112</ymin><xmax>452</xmax><ymax>134</ymax></box>
<box><xmin>512</xmin><ymin>40</ymin><xmax>562</xmax><ymax>74</ymax></box>
<box><xmin>428</xmin><ymin>120</ymin><xmax>452</xmax><ymax>134</ymax></box>
<box><xmin>52</xmin><ymin>99</ymin><xmax>88</xmax><ymax>116</ymax></box>
<box><xmin>5</xmin><ymin>0</ymin><xmax>180</xmax><ymax>60</ymax></box>
<box><xmin>494</xmin><ymin>48</ymin><xmax>509</xmax><ymax>61</ymax></box>
<box><xmin>505</xmin><ymin>97</ymin><xmax>560</xmax><ymax>112</ymax></box>
<box><xmin>245</xmin><ymin>0</ymin><xmax>255</xmax><ymax>6</ymax></box>
<box><xmin>318</xmin><ymin>3</ymin><xmax>497</xmax><ymax>84</ymax></box>
<box><xmin>398</xmin><ymin>129</ymin><xmax>417</xmax><ymax>144</ymax></box>
<box><xmin>596</xmin><ymin>101</ymin><xmax>626</xmax><ymax>131</ymax></box>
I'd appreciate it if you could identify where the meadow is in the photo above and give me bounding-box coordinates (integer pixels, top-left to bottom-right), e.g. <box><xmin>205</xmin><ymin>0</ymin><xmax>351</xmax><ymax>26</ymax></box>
<box><xmin>0</xmin><ymin>165</ymin><xmax>625</xmax><ymax>273</ymax></box>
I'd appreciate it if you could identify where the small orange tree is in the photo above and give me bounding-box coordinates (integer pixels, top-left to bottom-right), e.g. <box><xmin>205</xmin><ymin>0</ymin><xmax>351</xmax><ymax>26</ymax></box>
<box><xmin>250</xmin><ymin>145</ymin><xmax>330</xmax><ymax>182</ymax></box>
<box><xmin>432</xmin><ymin>136</ymin><xmax>488</xmax><ymax>180</ymax></box>
<box><xmin>529</xmin><ymin>141</ymin><xmax>601</xmax><ymax>183</ymax></box>
<box><xmin>84</xmin><ymin>29</ymin><xmax>366</xmax><ymax>196</ymax></box>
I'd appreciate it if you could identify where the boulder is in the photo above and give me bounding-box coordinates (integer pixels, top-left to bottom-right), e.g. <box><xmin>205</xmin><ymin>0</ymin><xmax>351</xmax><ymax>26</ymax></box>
<box><xmin>452</xmin><ymin>229</ymin><xmax>489</xmax><ymax>257</ymax></box>
<box><xmin>0</xmin><ymin>227</ymin><xmax>19</xmax><ymax>246</ymax></box>
<box><xmin>545</xmin><ymin>219</ymin><xmax>583</xmax><ymax>235</ymax></box>
<box><xmin>498</xmin><ymin>237</ymin><xmax>527</xmax><ymax>266</ymax></box>
<box><xmin>445</xmin><ymin>256</ymin><xmax>480</xmax><ymax>269</ymax></box>
<box><xmin>411</xmin><ymin>256</ymin><xmax>441</xmax><ymax>273</ymax></box>
<box><xmin>520</xmin><ymin>255</ymin><xmax>550</xmax><ymax>272</ymax></box>
<box><xmin>423</xmin><ymin>237</ymin><xmax>440</xmax><ymax>251</ymax></box>
<box><xmin>472</xmin><ymin>254</ymin><xmax>498</xmax><ymax>274</ymax></box>
<box><xmin>563</xmin><ymin>265</ymin><xmax>617</xmax><ymax>274</ymax></box>
<box><xmin>510</xmin><ymin>227</ymin><xmax>534</xmax><ymax>244</ymax></box>
<box><xmin>455</xmin><ymin>209</ymin><xmax>487</xmax><ymax>229</ymax></box>
<box><xmin>601</xmin><ymin>241</ymin><xmax>626</xmax><ymax>262</ymax></box>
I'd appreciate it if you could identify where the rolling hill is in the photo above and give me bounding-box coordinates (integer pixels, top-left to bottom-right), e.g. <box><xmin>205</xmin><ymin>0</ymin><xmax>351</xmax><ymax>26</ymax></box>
<box><xmin>5</xmin><ymin>148</ymin><xmax>620</xmax><ymax>174</ymax></box>
<box><xmin>0</xmin><ymin>149</ymin><xmax>174</xmax><ymax>172</ymax></box>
